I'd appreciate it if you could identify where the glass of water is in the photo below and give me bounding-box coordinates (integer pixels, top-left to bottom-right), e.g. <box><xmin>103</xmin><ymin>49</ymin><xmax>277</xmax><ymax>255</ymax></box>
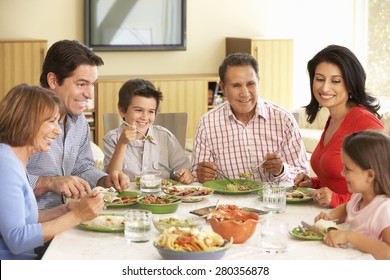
<box><xmin>262</xmin><ymin>183</ymin><xmax>286</xmax><ymax>213</ymax></box>
<box><xmin>140</xmin><ymin>170</ymin><xmax>162</xmax><ymax>193</ymax></box>
<box><xmin>124</xmin><ymin>209</ymin><xmax>152</xmax><ymax>243</ymax></box>
<box><xmin>260</xmin><ymin>218</ymin><xmax>288</xmax><ymax>253</ymax></box>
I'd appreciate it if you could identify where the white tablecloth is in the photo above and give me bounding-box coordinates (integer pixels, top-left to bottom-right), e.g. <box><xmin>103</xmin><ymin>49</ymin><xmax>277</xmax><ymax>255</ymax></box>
<box><xmin>42</xmin><ymin>183</ymin><xmax>373</xmax><ymax>260</ymax></box>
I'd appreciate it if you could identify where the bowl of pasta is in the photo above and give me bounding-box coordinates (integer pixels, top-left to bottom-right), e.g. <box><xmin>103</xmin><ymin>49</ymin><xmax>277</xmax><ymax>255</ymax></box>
<box><xmin>137</xmin><ymin>194</ymin><xmax>181</xmax><ymax>214</ymax></box>
<box><xmin>208</xmin><ymin>205</ymin><xmax>260</xmax><ymax>244</ymax></box>
<box><xmin>154</xmin><ymin>228</ymin><xmax>231</xmax><ymax>260</ymax></box>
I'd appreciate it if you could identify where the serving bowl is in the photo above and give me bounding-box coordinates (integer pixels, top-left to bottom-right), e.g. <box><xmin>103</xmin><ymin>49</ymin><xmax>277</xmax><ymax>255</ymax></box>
<box><xmin>154</xmin><ymin>241</ymin><xmax>230</xmax><ymax>260</ymax></box>
<box><xmin>208</xmin><ymin>205</ymin><xmax>260</xmax><ymax>244</ymax></box>
<box><xmin>137</xmin><ymin>195</ymin><xmax>181</xmax><ymax>214</ymax></box>
<box><xmin>152</xmin><ymin>215</ymin><xmax>205</xmax><ymax>233</ymax></box>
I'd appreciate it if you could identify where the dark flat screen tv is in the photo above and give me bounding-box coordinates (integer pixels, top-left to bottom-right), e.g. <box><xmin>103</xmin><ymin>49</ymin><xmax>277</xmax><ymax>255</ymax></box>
<box><xmin>84</xmin><ymin>0</ymin><xmax>186</xmax><ymax>51</ymax></box>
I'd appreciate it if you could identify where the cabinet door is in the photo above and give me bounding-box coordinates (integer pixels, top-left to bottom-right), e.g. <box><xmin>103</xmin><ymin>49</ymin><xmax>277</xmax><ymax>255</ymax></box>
<box><xmin>251</xmin><ymin>39</ymin><xmax>293</xmax><ymax>109</ymax></box>
<box><xmin>0</xmin><ymin>40</ymin><xmax>47</xmax><ymax>100</ymax></box>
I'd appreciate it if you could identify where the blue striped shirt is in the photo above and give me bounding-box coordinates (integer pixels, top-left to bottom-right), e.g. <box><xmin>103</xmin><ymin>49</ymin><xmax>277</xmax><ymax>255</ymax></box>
<box><xmin>26</xmin><ymin>114</ymin><xmax>107</xmax><ymax>209</ymax></box>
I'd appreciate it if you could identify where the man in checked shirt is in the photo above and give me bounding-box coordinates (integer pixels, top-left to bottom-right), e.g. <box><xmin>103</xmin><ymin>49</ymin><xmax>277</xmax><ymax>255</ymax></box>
<box><xmin>192</xmin><ymin>52</ymin><xmax>309</xmax><ymax>184</ymax></box>
<box><xmin>26</xmin><ymin>40</ymin><xmax>130</xmax><ymax>211</ymax></box>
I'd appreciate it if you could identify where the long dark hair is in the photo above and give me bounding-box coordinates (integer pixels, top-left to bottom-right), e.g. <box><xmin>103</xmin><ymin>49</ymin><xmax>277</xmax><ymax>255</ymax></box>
<box><xmin>305</xmin><ymin>45</ymin><xmax>380</xmax><ymax>123</ymax></box>
<box><xmin>342</xmin><ymin>130</ymin><xmax>390</xmax><ymax>196</ymax></box>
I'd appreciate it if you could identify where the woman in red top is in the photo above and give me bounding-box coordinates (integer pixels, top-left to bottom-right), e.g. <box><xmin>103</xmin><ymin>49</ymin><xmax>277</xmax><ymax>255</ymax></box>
<box><xmin>294</xmin><ymin>45</ymin><xmax>384</xmax><ymax>208</ymax></box>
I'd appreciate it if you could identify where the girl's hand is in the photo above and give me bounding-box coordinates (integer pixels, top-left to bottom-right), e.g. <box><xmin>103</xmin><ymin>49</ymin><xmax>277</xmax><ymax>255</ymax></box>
<box><xmin>323</xmin><ymin>230</ymin><xmax>349</xmax><ymax>248</ymax></box>
<box><xmin>177</xmin><ymin>169</ymin><xmax>194</xmax><ymax>185</ymax></box>
<box><xmin>314</xmin><ymin>211</ymin><xmax>333</xmax><ymax>222</ymax></box>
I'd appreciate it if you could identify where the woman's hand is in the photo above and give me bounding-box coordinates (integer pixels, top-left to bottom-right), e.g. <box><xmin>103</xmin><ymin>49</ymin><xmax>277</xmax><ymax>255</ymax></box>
<box><xmin>72</xmin><ymin>191</ymin><xmax>105</xmax><ymax>223</ymax></box>
<box><xmin>310</xmin><ymin>187</ymin><xmax>333</xmax><ymax>206</ymax></box>
<box><xmin>293</xmin><ymin>172</ymin><xmax>312</xmax><ymax>187</ymax></box>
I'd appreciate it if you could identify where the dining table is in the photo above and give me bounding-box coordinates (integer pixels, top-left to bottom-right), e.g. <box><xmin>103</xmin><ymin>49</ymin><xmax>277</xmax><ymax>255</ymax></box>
<box><xmin>42</xmin><ymin>182</ymin><xmax>374</xmax><ymax>260</ymax></box>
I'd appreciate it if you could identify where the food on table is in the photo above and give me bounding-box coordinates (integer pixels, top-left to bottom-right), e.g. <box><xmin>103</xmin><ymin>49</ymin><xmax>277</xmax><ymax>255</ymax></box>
<box><xmin>155</xmin><ymin>227</ymin><xmax>229</xmax><ymax>252</ymax></box>
<box><xmin>207</xmin><ymin>205</ymin><xmax>259</xmax><ymax>243</ymax></box>
<box><xmin>104</xmin><ymin>194</ymin><xmax>138</xmax><ymax>204</ymax></box>
<box><xmin>81</xmin><ymin>215</ymin><xmax>124</xmax><ymax>228</ymax></box>
<box><xmin>225</xmin><ymin>183</ymin><xmax>252</xmax><ymax>191</ymax></box>
<box><xmin>314</xmin><ymin>219</ymin><xmax>339</xmax><ymax>233</ymax></box>
<box><xmin>238</xmin><ymin>171</ymin><xmax>253</xmax><ymax>179</ymax></box>
<box><xmin>163</xmin><ymin>186</ymin><xmax>213</xmax><ymax>197</ymax></box>
<box><xmin>139</xmin><ymin>195</ymin><xmax>179</xmax><ymax>204</ymax></box>
<box><xmin>286</xmin><ymin>187</ymin><xmax>310</xmax><ymax>199</ymax></box>
<box><xmin>153</xmin><ymin>217</ymin><xmax>205</xmax><ymax>233</ymax></box>
<box><xmin>161</xmin><ymin>179</ymin><xmax>177</xmax><ymax>188</ymax></box>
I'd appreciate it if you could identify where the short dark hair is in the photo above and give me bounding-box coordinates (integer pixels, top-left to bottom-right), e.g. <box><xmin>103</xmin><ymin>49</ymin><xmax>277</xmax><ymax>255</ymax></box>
<box><xmin>40</xmin><ymin>40</ymin><xmax>104</xmax><ymax>88</ymax></box>
<box><xmin>118</xmin><ymin>78</ymin><xmax>163</xmax><ymax>114</ymax></box>
<box><xmin>305</xmin><ymin>45</ymin><xmax>380</xmax><ymax>123</ymax></box>
<box><xmin>218</xmin><ymin>52</ymin><xmax>259</xmax><ymax>83</ymax></box>
<box><xmin>0</xmin><ymin>84</ymin><xmax>65</xmax><ymax>147</ymax></box>
<box><xmin>342</xmin><ymin>130</ymin><xmax>390</xmax><ymax>196</ymax></box>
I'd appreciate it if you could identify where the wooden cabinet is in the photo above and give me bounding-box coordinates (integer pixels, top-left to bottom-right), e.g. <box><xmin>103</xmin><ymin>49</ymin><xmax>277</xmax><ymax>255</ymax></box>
<box><xmin>226</xmin><ymin>37</ymin><xmax>294</xmax><ymax>109</ymax></box>
<box><xmin>0</xmin><ymin>40</ymin><xmax>47</xmax><ymax>100</ymax></box>
<box><xmin>95</xmin><ymin>74</ymin><xmax>219</xmax><ymax>147</ymax></box>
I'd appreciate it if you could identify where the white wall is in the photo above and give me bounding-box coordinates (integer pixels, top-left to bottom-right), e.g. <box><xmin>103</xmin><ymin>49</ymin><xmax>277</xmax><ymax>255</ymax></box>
<box><xmin>0</xmin><ymin>0</ymin><xmax>359</xmax><ymax>108</ymax></box>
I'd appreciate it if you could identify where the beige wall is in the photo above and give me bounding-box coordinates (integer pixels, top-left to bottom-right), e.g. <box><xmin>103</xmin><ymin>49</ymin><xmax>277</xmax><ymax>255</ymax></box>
<box><xmin>0</xmin><ymin>0</ymin><xmax>359</xmax><ymax>108</ymax></box>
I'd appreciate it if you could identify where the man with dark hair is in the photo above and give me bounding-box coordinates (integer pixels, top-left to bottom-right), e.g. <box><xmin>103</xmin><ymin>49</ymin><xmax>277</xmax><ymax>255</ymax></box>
<box><xmin>27</xmin><ymin>40</ymin><xmax>129</xmax><ymax>210</ymax></box>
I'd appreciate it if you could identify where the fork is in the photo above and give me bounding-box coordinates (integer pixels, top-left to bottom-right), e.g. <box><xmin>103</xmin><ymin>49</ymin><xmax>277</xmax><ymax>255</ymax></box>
<box><xmin>122</xmin><ymin>120</ymin><xmax>147</xmax><ymax>139</ymax></box>
<box><xmin>250</xmin><ymin>148</ymin><xmax>280</xmax><ymax>171</ymax></box>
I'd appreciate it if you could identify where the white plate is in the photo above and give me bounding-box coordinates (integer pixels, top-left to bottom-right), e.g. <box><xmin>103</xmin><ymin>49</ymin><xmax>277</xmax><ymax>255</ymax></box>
<box><xmin>162</xmin><ymin>185</ymin><xmax>214</xmax><ymax>202</ymax></box>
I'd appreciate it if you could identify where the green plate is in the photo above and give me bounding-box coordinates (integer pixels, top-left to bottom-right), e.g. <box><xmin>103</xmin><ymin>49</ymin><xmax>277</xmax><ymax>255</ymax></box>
<box><xmin>78</xmin><ymin>213</ymin><xmax>124</xmax><ymax>233</ymax></box>
<box><xmin>203</xmin><ymin>179</ymin><xmax>262</xmax><ymax>194</ymax></box>
<box><xmin>289</xmin><ymin>227</ymin><xmax>323</xmax><ymax>240</ymax></box>
<box><xmin>257</xmin><ymin>187</ymin><xmax>314</xmax><ymax>204</ymax></box>
<box><xmin>105</xmin><ymin>191</ymin><xmax>140</xmax><ymax>208</ymax></box>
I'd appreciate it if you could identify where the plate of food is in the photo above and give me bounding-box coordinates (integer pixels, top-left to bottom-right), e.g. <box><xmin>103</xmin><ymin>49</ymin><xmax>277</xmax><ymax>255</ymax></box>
<box><xmin>104</xmin><ymin>191</ymin><xmax>140</xmax><ymax>208</ymax></box>
<box><xmin>289</xmin><ymin>219</ymin><xmax>339</xmax><ymax>240</ymax></box>
<box><xmin>285</xmin><ymin>187</ymin><xmax>314</xmax><ymax>203</ymax></box>
<box><xmin>203</xmin><ymin>179</ymin><xmax>262</xmax><ymax>194</ymax></box>
<box><xmin>154</xmin><ymin>227</ymin><xmax>231</xmax><ymax>260</ymax></box>
<box><xmin>257</xmin><ymin>186</ymin><xmax>314</xmax><ymax>204</ymax></box>
<box><xmin>137</xmin><ymin>194</ymin><xmax>181</xmax><ymax>214</ymax></box>
<box><xmin>161</xmin><ymin>179</ymin><xmax>178</xmax><ymax>188</ymax></box>
<box><xmin>162</xmin><ymin>185</ymin><xmax>214</xmax><ymax>202</ymax></box>
<box><xmin>78</xmin><ymin>213</ymin><xmax>124</xmax><ymax>233</ymax></box>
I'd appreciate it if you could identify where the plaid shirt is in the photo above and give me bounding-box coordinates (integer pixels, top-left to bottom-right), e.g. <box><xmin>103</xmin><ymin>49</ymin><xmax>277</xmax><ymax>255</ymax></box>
<box><xmin>27</xmin><ymin>114</ymin><xmax>107</xmax><ymax>210</ymax></box>
<box><xmin>191</xmin><ymin>98</ymin><xmax>309</xmax><ymax>183</ymax></box>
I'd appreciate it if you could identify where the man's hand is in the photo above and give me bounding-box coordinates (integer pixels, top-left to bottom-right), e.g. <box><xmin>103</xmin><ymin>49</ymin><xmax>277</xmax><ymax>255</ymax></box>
<box><xmin>196</xmin><ymin>162</ymin><xmax>217</xmax><ymax>183</ymax></box>
<box><xmin>97</xmin><ymin>170</ymin><xmax>130</xmax><ymax>192</ymax></box>
<box><xmin>34</xmin><ymin>176</ymin><xmax>91</xmax><ymax>199</ymax></box>
<box><xmin>261</xmin><ymin>152</ymin><xmax>283</xmax><ymax>176</ymax></box>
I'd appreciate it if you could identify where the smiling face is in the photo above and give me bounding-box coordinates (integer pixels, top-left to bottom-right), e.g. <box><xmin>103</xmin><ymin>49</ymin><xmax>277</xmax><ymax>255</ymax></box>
<box><xmin>49</xmin><ymin>64</ymin><xmax>98</xmax><ymax>116</ymax></box>
<box><xmin>341</xmin><ymin>150</ymin><xmax>374</xmax><ymax>194</ymax></box>
<box><xmin>34</xmin><ymin>110</ymin><xmax>62</xmax><ymax>153</ymax></box>
<box><xmin>219</xmin><ymin>65</ymin><xmax>258</xmax><ymax>123</ymax></box>
<box><xmin>121</xmin><ymin>95</ymin><xmax>157</xmax><ymax>137</ymax></box>
<box><xmin>312</xmin><ymin>62</ymin><xmax>349</xmax><ymax>111</ymax></box>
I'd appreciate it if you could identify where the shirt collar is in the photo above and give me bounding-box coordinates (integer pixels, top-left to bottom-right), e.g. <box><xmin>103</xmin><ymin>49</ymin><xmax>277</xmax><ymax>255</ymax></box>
<box><xmin>225</xmin><ymin>97</ymin><xmax>267</xmax><ymax>123</ymax></box>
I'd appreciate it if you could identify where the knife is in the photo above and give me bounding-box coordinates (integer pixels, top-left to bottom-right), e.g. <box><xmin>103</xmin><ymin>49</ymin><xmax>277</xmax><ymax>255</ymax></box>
<box><xmin>301</xmin><ymin>221</ymin><xmax>325</xmax><ymax>237</ymax></box>
<box><xmin>158</xmin><ymin>162</ymin><xmax>180</xmax><ymax>178</ymax></box>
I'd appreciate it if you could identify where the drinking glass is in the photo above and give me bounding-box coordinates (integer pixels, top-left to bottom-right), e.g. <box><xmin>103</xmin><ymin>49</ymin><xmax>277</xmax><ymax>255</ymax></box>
<box><xmin>140</xmin><ymin>170</ymin><xmax>162</xmax><ymax>193</ymax></box>
<box><xmin>124</xmin><ymin>209</ymin><xmax>152</xmax><ymax>243</ymax></box>
<box><xmin>262</xmin><ymin>183</ymin><xmax>286</xmax><ymax>213</ymax></box>
<box><xmin>260</xmin><ymin>218</ymin><xmax>288</xmax><ymax>253</ymax></box>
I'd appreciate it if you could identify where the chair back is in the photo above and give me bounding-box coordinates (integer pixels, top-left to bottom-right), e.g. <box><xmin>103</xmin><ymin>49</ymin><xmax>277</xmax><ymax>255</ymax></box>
<box><xmin>103</xmin><ymin>112</ymin><xmax>122</xmax><ymax>135</ymax></box>
<box><xmin>155</xmin><ymin>112</ymin><xmax>188</xmax><ymax>150</ymax></box>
